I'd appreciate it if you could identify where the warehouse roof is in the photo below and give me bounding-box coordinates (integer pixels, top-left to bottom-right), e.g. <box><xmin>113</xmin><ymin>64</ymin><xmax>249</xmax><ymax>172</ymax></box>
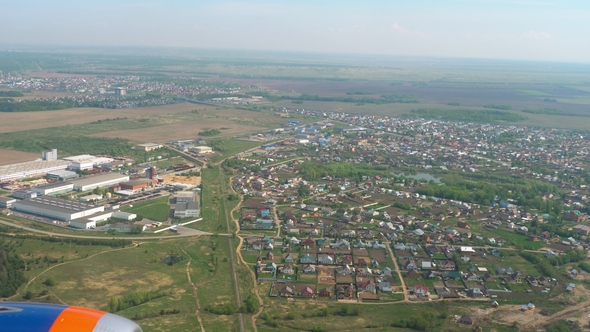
<box><xmin>121</xmin><ymin>179</ymin><xmax>151</xmax><ymax>186</ymax></box>
<box><xmin>175</xmin><ymin>201</ymin><xmax>200</xmax><ymax>212</ymax></box>
<box><xmin>33</xmin><ymin>181</ymin><xmax>73</xmax><ymax>190</ymax></box>
<box><xmin>13</xmin><ymin>196</ymin><xmax>99</xmax><ymax>215</ymax></box>
<box><xmin>0</xmin><ymin>160</ymin><xmax>71</xmax><ymax>177</ymax></box>
<box><xmin>70</xmin><ymin>173</ymin><xmax>128</xmax><ymax>187</ymax></box>
<box><xmin>0</xmin><ymin>196</ymin><xmax>16</xmax><ymax>203</ymax></box>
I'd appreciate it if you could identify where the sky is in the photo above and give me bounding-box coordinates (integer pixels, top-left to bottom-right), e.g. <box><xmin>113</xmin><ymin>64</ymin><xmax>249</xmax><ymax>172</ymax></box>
<box><xmin>1</xmin><ymin>0</ymin><xmax>589</xmax><ymax>63</ymax></box>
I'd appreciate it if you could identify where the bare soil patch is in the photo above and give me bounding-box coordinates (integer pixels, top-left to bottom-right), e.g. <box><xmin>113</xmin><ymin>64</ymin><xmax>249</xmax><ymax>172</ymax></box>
<box><xmin>162</xmin><ymin>175</ymin><xmax>202</xmax><ymax>186</ymax></box>
<box><xmin>0</xmin><ymin>149</ymin><xmax>40</xmax><ymax>165</ymax></box>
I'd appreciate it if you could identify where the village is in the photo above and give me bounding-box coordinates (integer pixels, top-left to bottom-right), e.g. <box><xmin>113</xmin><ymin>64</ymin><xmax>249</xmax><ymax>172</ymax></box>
<box><xmin>222</xmin><ymin>107</ymin><xmax>590</xmax><ymax>320</ymax></box>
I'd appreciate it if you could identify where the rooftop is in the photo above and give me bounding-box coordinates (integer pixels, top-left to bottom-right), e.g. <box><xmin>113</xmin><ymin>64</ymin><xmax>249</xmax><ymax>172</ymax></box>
<box><xmin>13</xmin><ymin>196</ymin><xmax>100</xmax><ymax>215</ymax></box>
<box><xmin>0</xmin><ymin>160</ymin><xmax>72</xmax><ymax>177</ymax></box>
<box><xmin>70</xmin><ymin>173</ymin><xmax>128</xmax><ymax>187</ymax></box>
<box><xmin>33</xmin><ymin>181</ymin><xmax>73</xmax><ymax>190</ymax></box>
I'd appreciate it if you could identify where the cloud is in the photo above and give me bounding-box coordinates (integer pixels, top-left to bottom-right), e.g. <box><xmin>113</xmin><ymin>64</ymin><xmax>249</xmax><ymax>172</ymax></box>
<box><xmin>522</xmin><ymin>30</ymin><xmax>552</xmax><ymax>40</ymax></box>
<box><xmin>391</xmin><ymin>22</ymin><xmax>409</xmax><ymax>35</ymax></box>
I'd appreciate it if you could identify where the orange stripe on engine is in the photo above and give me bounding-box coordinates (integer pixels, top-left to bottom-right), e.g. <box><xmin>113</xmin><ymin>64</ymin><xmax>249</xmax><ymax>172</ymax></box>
<box><xmin>48</xmin><ymin>306</ymin><xmax>105</xmax><ymax>332</ymax></box>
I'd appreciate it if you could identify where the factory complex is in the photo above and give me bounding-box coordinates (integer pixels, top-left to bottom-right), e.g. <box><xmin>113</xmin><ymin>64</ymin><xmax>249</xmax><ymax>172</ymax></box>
<box><xmin>70</xmin><ymin>173</ymin><xmax>130</xmax><ymax>191</ymax></box>
<box><xmin>0</xmin><ymin>150</ymin><xmax>116</xmax><ymax>182</ymax></box>
<box><xmin>0</xmin><ymin>160</ymin><xmax>72</xmax><ymax>182</ymax></box>
<box><xmin>12</xmin><ymin>196</ymin><xmax>105</xmax><ymax>222</ymax></box>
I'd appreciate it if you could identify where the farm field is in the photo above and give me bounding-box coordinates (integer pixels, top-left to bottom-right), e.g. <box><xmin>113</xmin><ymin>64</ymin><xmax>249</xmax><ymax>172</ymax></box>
<box><xmin>0</xmin><ymin>103</ymin><xmax>210</xmax><ymax>134</ymax></box>
<box><xmin>0</xmin><ymin>148</ymin><xmax>40</xmax><ymax>165</ymax></box>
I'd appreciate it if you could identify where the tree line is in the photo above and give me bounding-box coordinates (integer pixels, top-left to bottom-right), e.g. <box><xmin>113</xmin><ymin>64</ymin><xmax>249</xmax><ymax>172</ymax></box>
<box><xmin>405</xmin><ymin>108</ymin><xmax>527</xmax><ymax>122</ymax></box>
<box><xmin>0</xmin><ymin>240</ymin><xmax>27</xmax><ymax>297</ymax></box>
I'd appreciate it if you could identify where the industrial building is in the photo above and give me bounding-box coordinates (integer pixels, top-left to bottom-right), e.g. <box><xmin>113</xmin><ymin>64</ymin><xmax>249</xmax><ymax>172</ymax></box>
<box><xmin>46</xmin><ymin>170</ymin><xmax>79</xmax><ymax>181</ymax></box>
<box><xmin>42</xmin><ymin>149</ymin><xmax>58</xmax><ymax>161</ymax></box>
<box><xmin>31</xmin><ymin>182</ymin><xmax>74</xmax><ymax>196</ymax></box>
<box><xmin>12</xmin><ymin>190</ymin><xmax>37</xmax><ymax>199</ymax></box>
<box><xmin>191</xmin><ymin>146</ymin><xmax>213</xmax><ymax>154</ymax></box>
<box><xmin>112</xmin><ymin>211</ymin><xmax>137</xmax><ymax>221</ymax></box>
<box><xmin>0</xmin><ymin>160</ymin><xmax>72</xmax><ymax>182</ymax></box>
<box><xmin>69</xmin><ymin>210</ymin><xmax>135</xmax><ymax>229</ymax></box>
<box><xmin>174</xmin><ymin>201</ymin><xmax>200</xmax><ymax>218</ymax></box>
<box><xmin>114</xmin><ymin>87</ymin><xmax>127</xmax><ymax>96</ymax></box>
<box><xmin>120</xmin><ymin>179</ymin><xmax>151</xmax><ymax>191</ymax></box>
<box><xmin>11</xmin><ymin>196</ymin><xmax>105</xmax><ymax>221</ymax></box>
<box><xmin>70</xmin><ymin>173</ymin><xmax>129</xmax><ymax>191</ymax></box>
<box><xmin>68</xmin><ymin>161</ymin><xmax>94</xmax><ymax>171</ymax></box>
<box><xmin>0</xmin><ymin>197</ymin><xmax>16</xmax><ymax>208</ymax></box>
<box><xmin>63</xmin><ymin>155</ymin><xmax>114</xmax><ymax>170</ymax></box>
<box><xmin>176</xmin><ymin>191</ymin><xmax>197</xmax><ymax>203</ymax></box>
<box><xmin>135</xmin><ymin>143</ymin><xmax>162</xmax><ymax>152</ymax></box>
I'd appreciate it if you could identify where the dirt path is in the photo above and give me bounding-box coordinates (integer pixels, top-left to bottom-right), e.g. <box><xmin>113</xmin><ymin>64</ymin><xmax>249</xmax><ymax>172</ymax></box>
<box><xmin>218</xmin><ymin>164</ymin><xmax>245</xmax><ymax>332</ymax></box>
<box><xmin>385</xmin><ymin>242</ymin><xmax>409</xmax><ymax>302</ymax></box>
<box><xmin>230</xmin><ymin>195</ymin><xmax>264</xmax><ymax>332</ymax></box>
<box><xmin>180</xmin><ymin>246</ymin><xmax>206</xmax><ymax>332</ymax></box>
<box><xmin>272</xmin><ymin>206</ymin><xmax>281</xmax><ymax>238</ymax></box>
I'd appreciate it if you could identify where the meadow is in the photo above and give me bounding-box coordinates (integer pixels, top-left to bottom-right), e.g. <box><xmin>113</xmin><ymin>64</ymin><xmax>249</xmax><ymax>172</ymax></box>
<box><xmin>123</xmin><ymin>196</ymin><xmax>171</xmax><ymax>222</ymax></box>
<box><xmin>10</xmin><ymin>235</ymin><xmax>242</xmax><ymax>332</ymax></box>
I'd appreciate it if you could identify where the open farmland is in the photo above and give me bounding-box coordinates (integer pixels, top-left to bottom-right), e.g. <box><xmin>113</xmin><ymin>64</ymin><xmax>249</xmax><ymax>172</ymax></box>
<box><xmin>91</xmin><ymin>118</ymin><xmax>260</xmax><ymax>142</ymax></box>
<box><xmin>0</xmin><ymin>149</ymin><xmax>40</xmax><ymax>165</ymax></box>
<box><xmin>0</xmin><ymin>103</ymin><xmax>211</xmax><ymax>134</ymax></box>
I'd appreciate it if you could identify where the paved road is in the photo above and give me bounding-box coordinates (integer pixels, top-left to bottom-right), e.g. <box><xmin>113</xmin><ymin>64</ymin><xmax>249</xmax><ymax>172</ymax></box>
<box><xmin>0</xmin><ymin>219</ymin><xmax>212</xmax><ymax>240</ymax></box>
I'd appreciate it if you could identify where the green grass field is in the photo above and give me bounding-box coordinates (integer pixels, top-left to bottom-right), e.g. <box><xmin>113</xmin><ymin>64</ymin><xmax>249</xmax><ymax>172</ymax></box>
<box><xmin>123</xmin><ymin>196</ymin><xmax>171</xmax><ymax>222</ymax></box>
<box><xmin>13</xmin><ymin>236</ymin><xmax>243</xmax><ymax>332</ymax></box>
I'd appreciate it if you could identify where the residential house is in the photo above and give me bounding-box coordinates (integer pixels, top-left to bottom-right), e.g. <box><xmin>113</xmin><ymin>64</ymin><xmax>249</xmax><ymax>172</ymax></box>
<box><xmin>284</xmin><ymin>253</ymin><xmax>295</xmax><ymax>263</ymax></box>
<box><xmin>319</xmin><ymin>287</ymin><xmax>333</xmax><ymax>298</ymax></box>
<box><xmin>299</xmin><ymin>254</ymin><xmax>316</xmax><ymax>264</ymax></box>
<box><xmin>458</xmin><ymin>316</ymin><xmax>476</xmax><ymax>326</ymax></box>
<box><xmin>413</xmin><ymin>284</ymin><xmax>429</xmax><ymax>297</ymax></box>
<box><xmin>302</xmin><ymin>264</ymin><xmax>316</xmax><ymax>273</ymax></box>
<box><xmin>439</xmin><ymin>260</ymin><xmax>456</xmax><ymax>271</ymax></box>
<box><xmin>336</xmin><ymin>284</ymin><xmax>355</xmax><ymax>299</ymax></box>
<box><xmin>299</xmin><ymin>286</ymin><xmax>314</xmax><ymax>297</ymax></box>
<box><xmin>357</xmin><ymin>279</ymin><xmax>376</xmax><ymax>293</ymax></box>
<box><xmin>457</xmin><ymin>221</ymin><xmax>470</xmax><ymax>229</ymax></box>
<box><xmin>403</xmin><ymin>260</ymin><xmax>417</xmax><ymax>270</ymax></box>
<box><xmin>279</xmin><ymin>265</ymin><xmax>295</xmax><ymax>275</ymax></box>
<box><xmin>279</xmin><ymin>286</ymin><xmax>295</xmax><ymax>296</ymax></box>
<box><xmin>464</xmin><ymin>272</ymin><xmax>478</xmax><ymax>282</ymax></box>
<box><xmin>406</xmin><ymin>269</ymin><xmax>419</xmax><ymax>278</ymax></box>
<box><xmin>318</xmin><ymin>255</ymin><xmax>334</xmax><ymax>265</ymax></box>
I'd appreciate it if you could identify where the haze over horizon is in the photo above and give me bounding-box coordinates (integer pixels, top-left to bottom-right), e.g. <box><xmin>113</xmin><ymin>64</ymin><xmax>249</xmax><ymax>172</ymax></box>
<box><xmin>1</xmin><ymin>0</ymin><xmax>589</xmax><ymax>64</ymax></box>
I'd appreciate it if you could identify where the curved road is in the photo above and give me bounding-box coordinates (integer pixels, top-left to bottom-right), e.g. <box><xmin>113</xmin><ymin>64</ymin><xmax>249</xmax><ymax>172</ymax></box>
<box><xmin>0</xmin><ymin>219</ymin><xmax>213</xmax><ymax>240</ymax></box>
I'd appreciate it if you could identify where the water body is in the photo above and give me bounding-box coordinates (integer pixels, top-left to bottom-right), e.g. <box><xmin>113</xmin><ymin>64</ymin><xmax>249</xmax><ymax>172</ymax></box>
<box><xmin>390</xmin><ymin>172</ymin><xmax>441</xmax><ymax>183</ymax></box>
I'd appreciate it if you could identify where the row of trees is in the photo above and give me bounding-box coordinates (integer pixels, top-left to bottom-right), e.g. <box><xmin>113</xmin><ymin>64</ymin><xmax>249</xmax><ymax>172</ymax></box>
<box><xmin>0</xmin><ymin>240</ymin><xmax>27</xmax><ymax>297</ymax></box>
<box><xmin>0</xmin><ymin>233</ymin><xmax>131</xmax><ymax>248</ymax></box>
<box><xmin>106</xmin><ymin>291</ymin><xmax>165</xmax><ymax>313</ymax></box>
<box><xmin>406</xmin><ymin>108</ymin><xmax>527</xmax><ymax>122</ymax></box>
<box><xmin>0</xmin><ymin>98</ymin><xmax>75</xmax><ymax>112</ymax></box>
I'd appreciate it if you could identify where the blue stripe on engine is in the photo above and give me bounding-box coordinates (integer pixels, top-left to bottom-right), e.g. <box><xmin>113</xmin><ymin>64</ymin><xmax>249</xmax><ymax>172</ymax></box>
<box><xmin>0</xmin><ymin>302</ymin><xmax>68</xmax><ymax>332</ymax></box>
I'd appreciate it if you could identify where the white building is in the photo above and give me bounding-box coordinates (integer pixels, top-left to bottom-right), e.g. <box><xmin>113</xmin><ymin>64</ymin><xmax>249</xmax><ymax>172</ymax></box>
<box><xmin>174</xmin><ymin>202</ymin><xmax>200</xmax><ymax>218</ymax></box>
<box><xmin>70</xmin><ymin>173</ymin><xmax>129</xmax><ymax>191</ymax></box>
<box><xmin>0</xmin><ymin>160</ymin><xmax>71</xmax><ymax>182</ymax></box>
<box><xmin>11</xmin><ymin>196</ymin><xmax>104</xmax><ymax>221</ymax></box>
<box><xmin>31</xmin><ymin>182</ymin><xmax>74</xmax><ymax>196</ymax></box>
